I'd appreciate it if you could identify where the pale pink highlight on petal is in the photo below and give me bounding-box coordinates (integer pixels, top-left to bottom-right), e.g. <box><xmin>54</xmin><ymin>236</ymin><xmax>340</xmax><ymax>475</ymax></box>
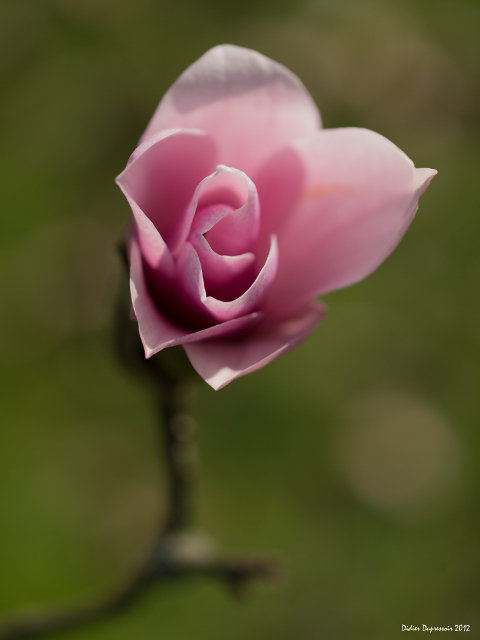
<box><xmin>263</xmin><ymin>128</ymin><xmax>437</xmax><ymax>318</ymax></box>
<box><xmin>184</xmin><ymin>301</ymin><xmax>326</xmax><ymax>390</ymax></box>
<box><xmin>141</xmin><ymin>45</ymin><xmax>320</xmax><ymax>176</ymax></box>
<box><xmin>415</xmin><ymin>167</ymin><xmax>437</xmax><ymax>196</ymax></box>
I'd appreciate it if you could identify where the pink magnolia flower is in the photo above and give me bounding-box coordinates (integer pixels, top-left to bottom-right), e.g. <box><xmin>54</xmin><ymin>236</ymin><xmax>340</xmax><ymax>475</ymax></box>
<box><xmin>116</xmin><ymin>45</ymin><xmax>436</xmax><ymax>390</ymax></box>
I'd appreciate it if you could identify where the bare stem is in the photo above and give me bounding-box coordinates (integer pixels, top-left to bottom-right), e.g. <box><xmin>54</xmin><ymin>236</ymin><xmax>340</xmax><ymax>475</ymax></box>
<box><xmin>0</xmin><ymin>249</ymin><xmax>279</xmax><ymax>640</ymax></box>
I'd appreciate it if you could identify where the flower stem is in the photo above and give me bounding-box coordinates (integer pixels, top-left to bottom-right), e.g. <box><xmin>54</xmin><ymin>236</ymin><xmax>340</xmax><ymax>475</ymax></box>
<box><xmin>0</xmin><ymin>248</ymin><xmax>279</xmax><ymax>640</ymax></box>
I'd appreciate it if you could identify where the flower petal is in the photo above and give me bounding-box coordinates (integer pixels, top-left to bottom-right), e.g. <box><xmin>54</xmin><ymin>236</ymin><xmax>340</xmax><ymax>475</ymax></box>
<box><xmin>130</xmin><ymin>236</ymin><xmax>262</xmax><ymax>357</ymax></box>
<box><xmin>141</xmin><ymin>45</ymin><xmax>320</xmax><ymax>177</ymax></box>
<box><xmin>194</xmin><ymin>165</ymin><xmax>260</xmax><ymax>255</ymax></box>
<box><xmin>176</xmin><ymin>235</ymin><xmax>278</xmax><ymax>323</ymax></box>
<box><xmin>121</xmin><ymin>200</ymin><xmax>175</xmax><ymax>293</ymax></box>
<box><xmin>116</xmin><ymin>129</ymin><xmax>216</xmax><ymax>256</ymax></box>
<box><xmin>187</xmin><ymin>165</ymin><xmax>260</xmax><ymax>298</ymax></box>
<box><xmin>184</xmin><ymin>301</ymin><xmax>326</xmax><ymax>390</ymax></box>
<box><xmin>263</xmin><ymin>128</ymin><xmax>437</xmax><ymax>318</ymax></box>
<box><xmin>191</xmin><ymin>233</ymin><xmax>256</xmax><ymax>293</ymax></box>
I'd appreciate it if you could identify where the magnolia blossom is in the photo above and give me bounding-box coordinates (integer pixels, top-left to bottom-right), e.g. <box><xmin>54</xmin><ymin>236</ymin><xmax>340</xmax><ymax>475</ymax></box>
<box><xmin>116</xmin><ymin>45</ymin><xmax>436</xmax><ymax>389</ymax></box>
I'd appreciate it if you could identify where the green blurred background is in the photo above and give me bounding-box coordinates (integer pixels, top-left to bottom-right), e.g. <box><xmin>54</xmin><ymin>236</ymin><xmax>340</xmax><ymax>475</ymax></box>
<box><xmin>1</xmin><ymin>0</ymin><xmax>479</xmax><ymax>637</ymax></box>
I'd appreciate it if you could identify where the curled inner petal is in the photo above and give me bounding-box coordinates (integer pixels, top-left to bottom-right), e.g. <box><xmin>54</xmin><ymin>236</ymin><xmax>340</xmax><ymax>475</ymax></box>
<box><xmin>190</xmin><ymin>228</ymin><xmax>256</xmax><ymax>301</ymax></box>
<box><xmin>183</xmin><ymin>165</ymin><xmax>262</xmax><ymax>300</ymax></box>
<box><xmin>130</xmin><ymin>233</ymin><xmax>264</xmax><ymax>358</ymax></box>
<box><xmin>176</xmin><ymin>235</ymin><xmax>278</xmax><ymax>323</ymax></box>
<box><xmin>189</xmin><ymin>165</ymin><xmax>260</xmax><ymax>255</ymax></box>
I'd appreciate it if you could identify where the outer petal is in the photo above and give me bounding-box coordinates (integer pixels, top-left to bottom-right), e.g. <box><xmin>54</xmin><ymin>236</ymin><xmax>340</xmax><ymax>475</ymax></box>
<box><xmin>116</xmin><ymin>129</ymin><xmax>216</xmax><ymax>256</ymax></box>
<box><xmin>184</xmin><ymin>301</ymin><xmax>327</xmax><ymax>390</ymax></box>
<box><xmin>141</xmin><ymin>45</ymin><xmax>320</xmax><ymax>177</ymax></box>
<box><xmin>130</xmin><ymin>237</ymin><xmax>262</xmax><ymax>357</ymax></box>
<box><xmin>263</xmin><ymin>128</ymin><xmax>437</xmax><ymax>318</ymax></box>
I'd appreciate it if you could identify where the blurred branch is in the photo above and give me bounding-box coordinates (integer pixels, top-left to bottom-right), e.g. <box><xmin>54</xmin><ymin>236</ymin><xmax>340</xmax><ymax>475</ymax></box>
<box><xmin>0</xmin><ymin>246</ymin><xmax>279</xmax><ymax>640</ymax></box>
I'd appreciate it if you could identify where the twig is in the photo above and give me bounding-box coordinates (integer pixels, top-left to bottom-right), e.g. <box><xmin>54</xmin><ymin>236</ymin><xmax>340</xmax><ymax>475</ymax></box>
<box><xmin>0</xmin><ymin>248</ymin><xmax>280</xmax><ymax>640</ymax></box>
